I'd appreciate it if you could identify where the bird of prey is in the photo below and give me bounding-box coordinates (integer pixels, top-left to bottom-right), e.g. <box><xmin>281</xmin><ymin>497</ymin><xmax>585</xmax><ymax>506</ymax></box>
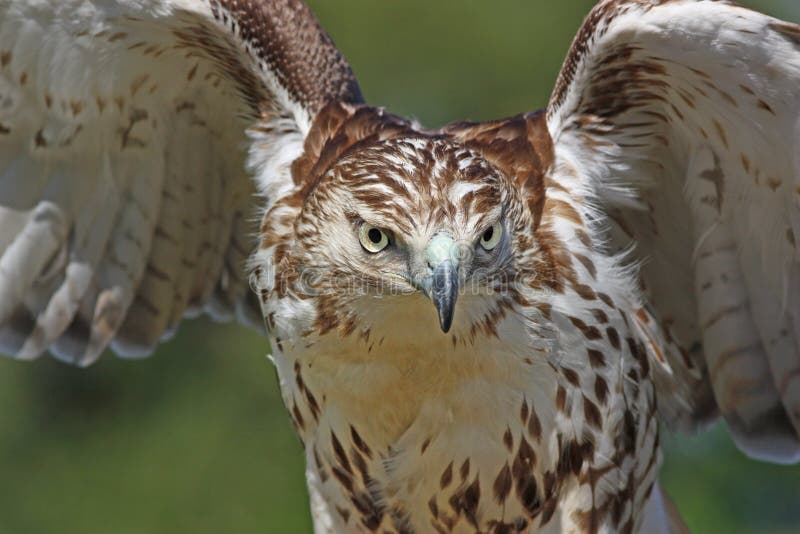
<box><xmin>1</xmin><ymin>0</ymin><xmax>799</xmax><ymax>531</ymax></box>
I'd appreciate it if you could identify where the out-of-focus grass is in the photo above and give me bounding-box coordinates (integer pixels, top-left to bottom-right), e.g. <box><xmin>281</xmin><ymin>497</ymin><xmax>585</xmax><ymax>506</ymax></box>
<box><xmin>0</xmin><ymin>321</ymin><xmax>311</xmax><ymax>533</ymax></box>
<box><xmin>1</xmin><ymin>1</ymin><xmax>799</xmax><ymax>532</ymax></box>
<box><xmin>662</xmin><ymin>425</ymin><xmax>800</xmax><ymax>534</ymax></box>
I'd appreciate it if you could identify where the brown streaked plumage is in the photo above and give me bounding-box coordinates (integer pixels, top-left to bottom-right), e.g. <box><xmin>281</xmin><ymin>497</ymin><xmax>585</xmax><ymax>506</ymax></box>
<box><xmin>1</xmin><ymin>0</ymin><xmax>799</xmax><ymax>531</ymax></box>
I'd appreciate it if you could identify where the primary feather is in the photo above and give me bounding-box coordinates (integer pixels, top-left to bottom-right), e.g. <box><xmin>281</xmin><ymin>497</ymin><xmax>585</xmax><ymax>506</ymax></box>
<box><xmin>0</xmin><ymin>0</ymin><xmax>361</xmax><ymax>365</ymax></box>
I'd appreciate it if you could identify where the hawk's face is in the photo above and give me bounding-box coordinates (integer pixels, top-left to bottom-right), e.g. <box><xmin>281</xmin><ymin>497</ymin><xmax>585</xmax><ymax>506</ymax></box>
<box><xmin>289</xmin><ymin>135</ymin><xmax>530</xmax><ymax>340</ymax></box>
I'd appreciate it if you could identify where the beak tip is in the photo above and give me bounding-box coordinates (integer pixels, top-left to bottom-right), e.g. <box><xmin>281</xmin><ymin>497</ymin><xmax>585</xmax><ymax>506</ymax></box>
<box><xmin>439</xmin><ymin>315</ymin><xmax>453</xmax><ymax>334</ymax></box>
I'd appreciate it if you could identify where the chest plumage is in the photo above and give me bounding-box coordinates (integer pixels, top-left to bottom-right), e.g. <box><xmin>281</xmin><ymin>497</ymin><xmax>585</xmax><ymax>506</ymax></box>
<box><xmin>271</xmin><ymin>285</ymin><xmax>659</xmax><ymax>533</ymax></box>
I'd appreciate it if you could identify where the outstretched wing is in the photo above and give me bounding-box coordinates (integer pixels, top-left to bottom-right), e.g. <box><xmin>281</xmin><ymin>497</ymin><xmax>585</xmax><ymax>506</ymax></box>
<box><xmin>548</xmin><ymin>0</ymin><xmax>800</xmax><ymax>463</ymax></box>
<box><xmin>0</xmin><ymin>0</ymin><xmax>362</xmax><ymax>366</ymax></box>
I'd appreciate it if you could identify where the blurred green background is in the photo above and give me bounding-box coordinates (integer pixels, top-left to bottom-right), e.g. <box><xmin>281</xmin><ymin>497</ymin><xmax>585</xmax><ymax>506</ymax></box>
<box><xmin>1</xmin><ymin>1</ymin><xmax>799</xmax><ymax>532</ymax></box>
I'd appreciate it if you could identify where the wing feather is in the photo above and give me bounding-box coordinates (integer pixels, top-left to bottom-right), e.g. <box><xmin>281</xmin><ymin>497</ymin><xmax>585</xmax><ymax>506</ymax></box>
<box><xmin>0</xmin><ymin>0</ymin><xmax>362</xmax><ymax>364</ymax></box>
<box><xmin>548</xmin><ymin>0</ymin><xmax>800</xmax><ymax>463</ymax></box>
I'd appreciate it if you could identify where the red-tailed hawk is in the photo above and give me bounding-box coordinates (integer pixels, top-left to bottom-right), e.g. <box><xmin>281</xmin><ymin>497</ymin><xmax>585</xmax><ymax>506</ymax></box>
<box><xmin>1</xmin><ymin>0</ymin><xmax>798</xmax><ymax>531</ymax></box>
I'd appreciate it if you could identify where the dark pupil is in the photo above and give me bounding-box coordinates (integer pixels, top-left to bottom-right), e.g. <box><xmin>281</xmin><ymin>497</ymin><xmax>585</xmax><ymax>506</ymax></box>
<box><xmin>368</xmin><ymin>228</ymin><xmax>383</xmax><ymax>244</ymax></box>
<box><xmin>483</xmin><ymin>226</ymin><xmax>494</xmax><ymax>242</ymax></box>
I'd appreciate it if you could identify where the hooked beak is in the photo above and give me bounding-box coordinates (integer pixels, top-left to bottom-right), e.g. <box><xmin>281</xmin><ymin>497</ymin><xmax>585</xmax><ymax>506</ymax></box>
<box><xmin>423</xmin><ymin>234</ymin><xmax>460</xmax><ymax>333</ymax></box>
<box><xmin>431</xmin><ymin>260</ymin><xmax>459</xmax><ymax>333</ymax></box>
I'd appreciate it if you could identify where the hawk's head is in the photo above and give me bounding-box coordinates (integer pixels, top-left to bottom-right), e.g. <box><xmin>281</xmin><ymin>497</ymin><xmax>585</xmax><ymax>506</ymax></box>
<box><xmin>283</xmin><ymin>133</ymin><xmax>538</xmax><ymax>341</ymax></box>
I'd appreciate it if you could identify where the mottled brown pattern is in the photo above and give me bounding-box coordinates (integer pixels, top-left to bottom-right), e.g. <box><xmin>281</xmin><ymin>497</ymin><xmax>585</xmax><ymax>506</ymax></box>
<box><xmin>443</xmin><ymin>111</ymin><xmax>554</xmax><ymax>230</ymax></box>
<box><xmin>210</xmin><ymin>0</ymin><xmax>363</xmax><ymax>113</ymax></box>
<box><xmin>550</xmin><ymin>0</ymin><xmax>687</xmax><ymax>116</ymax></box>
<box><xmin>290</xmin><ymin>102</ymin><xmax>415</xmax><ymax>196</ymax></box>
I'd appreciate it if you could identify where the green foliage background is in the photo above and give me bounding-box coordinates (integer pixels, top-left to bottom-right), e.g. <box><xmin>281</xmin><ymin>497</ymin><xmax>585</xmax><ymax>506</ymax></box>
<box><xmin>1</xmin><ymin>1</ymin><xmax>799</xmax><ymax>532</ymax></box>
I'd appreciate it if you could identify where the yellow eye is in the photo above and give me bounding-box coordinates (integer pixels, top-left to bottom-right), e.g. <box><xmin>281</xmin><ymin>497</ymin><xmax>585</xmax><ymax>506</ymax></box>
<box><xmin>359</xmin><ymin>223</ymin><xmax>390</xmax><ymax>253</ymax></box>
<box><xmin>480</xmin><ymin>222</ymin><xmax>502</xmax><ymax>250</ymax></box>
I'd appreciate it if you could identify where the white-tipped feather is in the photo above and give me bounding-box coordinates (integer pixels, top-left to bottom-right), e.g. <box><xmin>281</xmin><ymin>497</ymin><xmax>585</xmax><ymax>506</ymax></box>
<box><xmin>0</xmin><ymin>201</ymin><xmax>66</xmax><ymax>356</ymax></box>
